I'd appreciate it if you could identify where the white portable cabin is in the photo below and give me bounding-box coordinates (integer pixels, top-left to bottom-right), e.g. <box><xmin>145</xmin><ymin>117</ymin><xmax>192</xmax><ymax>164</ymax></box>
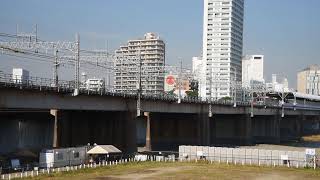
<box><xmin>39</xmin><ymin>146</ymin><xmax>87</xmax><ymax>168</ymax></box>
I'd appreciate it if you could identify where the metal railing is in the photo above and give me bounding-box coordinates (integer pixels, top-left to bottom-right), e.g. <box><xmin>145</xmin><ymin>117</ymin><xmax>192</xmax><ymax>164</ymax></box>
<box><xmin>0</xmin><ymin>72</ymin><xmax>308</xmax><ymax>109</ymax></box>
<box><xmin>0</xmin><ymin>157</ymin><xmax>135</xmax><ymax>180</ymax></box>
<box><xmin>1</xmin><ymin>152</ymin><xmax>319</xmax><ymax>180</ymax></box>
<box><xmin>0</xmin><ymin>73</ymin><xmax>74</xmax><ymax>92</ymax></box>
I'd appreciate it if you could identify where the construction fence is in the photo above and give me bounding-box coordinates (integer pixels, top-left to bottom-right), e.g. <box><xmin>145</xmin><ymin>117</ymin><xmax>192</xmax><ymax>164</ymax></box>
<box><xmin>179</xmin><ymin>145</ymin><xmax>318</xmax><ymax>168</ymax></box>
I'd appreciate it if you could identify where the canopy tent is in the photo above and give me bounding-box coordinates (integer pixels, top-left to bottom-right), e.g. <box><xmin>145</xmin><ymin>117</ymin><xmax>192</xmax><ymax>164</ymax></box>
<box><xmin>87</xmin><ymin>145</ymin><xmax>121</xmax><ymax>155</ymax></box>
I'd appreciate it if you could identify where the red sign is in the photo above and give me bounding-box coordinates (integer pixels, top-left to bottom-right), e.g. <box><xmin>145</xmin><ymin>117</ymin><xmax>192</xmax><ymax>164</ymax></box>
<box><xmin>166</xmin><ymin>75</ymin><xmax>175</xmax><ymax>85</ymax></box>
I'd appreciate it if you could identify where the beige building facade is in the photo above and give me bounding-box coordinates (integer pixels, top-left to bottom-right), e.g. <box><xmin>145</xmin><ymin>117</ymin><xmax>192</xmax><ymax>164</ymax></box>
<box><xmin>297</xmin><ymin>64</ymin><xmax>320</xmax><ymax>95</ymax></box>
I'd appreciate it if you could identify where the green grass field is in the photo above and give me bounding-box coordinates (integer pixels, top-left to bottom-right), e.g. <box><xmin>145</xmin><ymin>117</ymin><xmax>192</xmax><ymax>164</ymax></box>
<box><xmin>22</xmin><ymin>161</ymin><xmax>320</xmax><ymax>180</ymax></box>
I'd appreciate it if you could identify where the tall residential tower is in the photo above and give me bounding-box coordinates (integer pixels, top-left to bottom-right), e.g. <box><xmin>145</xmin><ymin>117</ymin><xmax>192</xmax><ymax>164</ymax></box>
<box><xmin>200</xmin><ymin>0</ymin><xmax>244</xmax><ymax>100</ymax></box>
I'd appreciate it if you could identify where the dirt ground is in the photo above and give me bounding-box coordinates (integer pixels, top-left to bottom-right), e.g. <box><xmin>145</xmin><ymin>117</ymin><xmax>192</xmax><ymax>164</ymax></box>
<box><xmin>24</xmin><ymin>162</ymin><xmax>320</xmax><ymax>180</ymax></box>
<box><xmin>102</xmin><ymin>166</ymin><xmax>192</xmax><ymax>180</ymax></box>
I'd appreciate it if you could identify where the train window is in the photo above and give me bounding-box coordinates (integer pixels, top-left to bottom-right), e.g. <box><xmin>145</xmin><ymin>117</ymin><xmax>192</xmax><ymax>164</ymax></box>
<box><xmin>74</xmin><ymin>152</ymin><xmax>80</xmax><ymax>158</ymax></box>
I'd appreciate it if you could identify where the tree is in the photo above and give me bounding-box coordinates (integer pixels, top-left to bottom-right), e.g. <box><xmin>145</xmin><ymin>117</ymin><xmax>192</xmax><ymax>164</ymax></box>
<box><xmin>186</xmin><ymin>80</ymin><xmax>199</xmax><ymax>98</ymax></box>
<box><xmin>166</xmin><ymin>89</ymin><xmax>177</xmax><ymax>97</ymax></box>
<box><xmin>186</xmin><ymin>90</ymin><xmax>198</xmax><ymax>98</ymax></box>
<box><xmin>219</xmin><ymin>96</ymin><xmax>232</xmax><ymax>101</ymax></box>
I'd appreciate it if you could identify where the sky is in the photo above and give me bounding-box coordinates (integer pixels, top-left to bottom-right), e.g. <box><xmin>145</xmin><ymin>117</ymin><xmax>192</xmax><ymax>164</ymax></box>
<box><xmin>0</xmin><ymin>0</ymin><xmax>319</xmax><ymax>88</ymax></box>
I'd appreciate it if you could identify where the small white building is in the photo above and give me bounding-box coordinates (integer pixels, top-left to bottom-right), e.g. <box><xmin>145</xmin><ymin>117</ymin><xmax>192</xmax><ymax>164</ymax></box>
<box><xmin>12</xmin><ymin>68</ymin><xmax>29</xmax><ymax>84</ymax></box>
<box><xmin>242</xmin><ymin>55</ymin><xmax>265</xmax><ymax>88</ymax></box>
<box><xmin>85</xmin><ymin>78</ymin><xmax>105</xmax><ymax>91</ymax></box>
<box><xmin>192</xmin><ymin>56</ymin><xmax>203</xmax><ymax>76</ymax></box>
<box><xmin>266</xmin><ymin>74</ymin><xmax>290</xmax><ymax>92</ymax></box>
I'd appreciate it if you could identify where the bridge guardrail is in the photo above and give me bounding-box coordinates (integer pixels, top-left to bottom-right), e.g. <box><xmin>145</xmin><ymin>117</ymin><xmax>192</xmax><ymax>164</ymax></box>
<box><xmin>1</xmin><ymin>72</ymin><xmax>317</xmax><ymax>110</ymax></box>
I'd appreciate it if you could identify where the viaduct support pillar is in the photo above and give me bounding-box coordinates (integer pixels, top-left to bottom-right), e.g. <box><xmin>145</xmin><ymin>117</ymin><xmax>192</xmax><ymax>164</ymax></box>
<box><xmin>144</xmin><ymin>112</ymin><xmax>152</xmax><ymax>151</ymax></box>
<box><xmin>50</xmin><ymin>109</ymin><xmax>59</xmax><ymax>148</ymax></box>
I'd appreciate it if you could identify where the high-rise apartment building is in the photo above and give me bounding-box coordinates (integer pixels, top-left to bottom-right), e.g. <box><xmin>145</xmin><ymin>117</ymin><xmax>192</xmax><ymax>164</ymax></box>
<box><xmin>200</xmin><ymin>0</ymin><xmax>244</xmax><ymax>100</ymax></box>
<box><xmin>297</xmin><ymin>65</ymin><xmax>320</xmax><ymax>95</ymax></box>
<box><xmin>114</xmin><ymin>33</ymin><xmax>165</xmax><ymax>94</ymax></box>
<box><xmin>242</xmin><ymin>55</ymin><xmax>264</xmax><ymax>87</ymax></box>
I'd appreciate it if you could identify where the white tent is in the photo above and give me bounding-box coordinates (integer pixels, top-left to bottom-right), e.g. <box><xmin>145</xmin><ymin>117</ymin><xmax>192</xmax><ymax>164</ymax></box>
<box><xmin>87</xmin><ymin>145</ymin><xmax>121</xmax><ymax>155</ymax></box>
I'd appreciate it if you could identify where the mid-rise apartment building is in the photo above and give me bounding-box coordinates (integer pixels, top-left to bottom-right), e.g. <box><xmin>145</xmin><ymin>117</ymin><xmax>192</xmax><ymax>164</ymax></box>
<box><xmin>114</xmin><ymin>33</ymin><xmax>165</xmax><ymax>94</ymax></box>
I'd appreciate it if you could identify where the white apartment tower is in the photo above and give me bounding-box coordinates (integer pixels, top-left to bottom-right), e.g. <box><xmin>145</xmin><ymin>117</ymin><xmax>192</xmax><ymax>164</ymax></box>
<box><xmin>201</xmin><ymin>0</ymin><xmax>244</xmax><ymax>100</ymax></box>
<box><xmin>242</xmin><ymin>55</ymin><xmax>264</xmax><ymax>87</ymax></box>
<box><xmin>114</xmin><ymin>33</ymin><xmax>165</xmax><ymax>94</ymax></box>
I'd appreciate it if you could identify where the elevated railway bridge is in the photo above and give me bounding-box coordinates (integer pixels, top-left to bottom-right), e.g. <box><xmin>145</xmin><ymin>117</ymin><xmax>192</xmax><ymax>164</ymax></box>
<box><xmin>0</xmin><ymin>74</ymin><xmax>320</xmax><ymax>154</ymax></box>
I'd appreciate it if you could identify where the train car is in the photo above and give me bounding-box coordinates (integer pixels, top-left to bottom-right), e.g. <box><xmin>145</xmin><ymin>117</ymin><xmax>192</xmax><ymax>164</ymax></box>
<box><xmin>39</xmin><ymin>146</ymin><xmax>88</xmax><ymax>169</ymax></box>
<box><xmin>267</xmin><ymin>91</ymin><xmax>320</xmax><ymax>110</ymax></box>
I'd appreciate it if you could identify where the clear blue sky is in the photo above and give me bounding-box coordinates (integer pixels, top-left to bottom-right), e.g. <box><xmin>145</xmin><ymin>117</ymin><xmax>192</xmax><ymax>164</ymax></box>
<box><xmin>0</xmin><ymin>0</ymin><xmax>319</xmax><ymax>88</ymax></box>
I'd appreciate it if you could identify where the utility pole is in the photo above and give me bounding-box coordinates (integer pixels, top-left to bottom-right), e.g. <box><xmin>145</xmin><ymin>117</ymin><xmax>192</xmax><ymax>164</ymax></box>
<box><xmin>281</xmin><ymin>87</ymin><xmax>285</xmax><ymax>118</ymax></box>
<box><xmin>120</xmin><ymin>55</ymin><xmax>123</xmax><ymax>93</ymax></box>
<box><xmin>137</xmin><ymin>47</ymin><xmax>142</xmax><ymax>116</ymax></box>
<box><xmin>74</xmin><ymin>33</ymin><xmax>80</xmax><ymax>95</ymax></box>
<box><xmin>233</xmin><ymin>67</ymin><xmax>237</xmax><ymax>107</ymax></box>
<box><xmin>53</xmin><ymin>49</ymin><xmax>59</xmax><ymax>87</ymax></box>
<box><xmin>178</xmin><ymin>59</ymin><xmax>182</xmax><ymax>103</ymax></box>
<box><xmin>209</xmin><ymin>67</ymin><xmax>213</xmax><ymax>117</ymax></box>
<box><xmin>251</xmin><ymin>86</ymin><xmax>254</xmax><ymax>117</ymax></box>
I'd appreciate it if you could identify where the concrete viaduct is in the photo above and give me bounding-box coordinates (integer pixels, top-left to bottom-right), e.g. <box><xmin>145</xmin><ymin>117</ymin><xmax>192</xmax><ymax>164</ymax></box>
<box><xmin>0</xmin><ymin>87</ymin><xmax>319</xmax><ymax>154</ymax></box>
